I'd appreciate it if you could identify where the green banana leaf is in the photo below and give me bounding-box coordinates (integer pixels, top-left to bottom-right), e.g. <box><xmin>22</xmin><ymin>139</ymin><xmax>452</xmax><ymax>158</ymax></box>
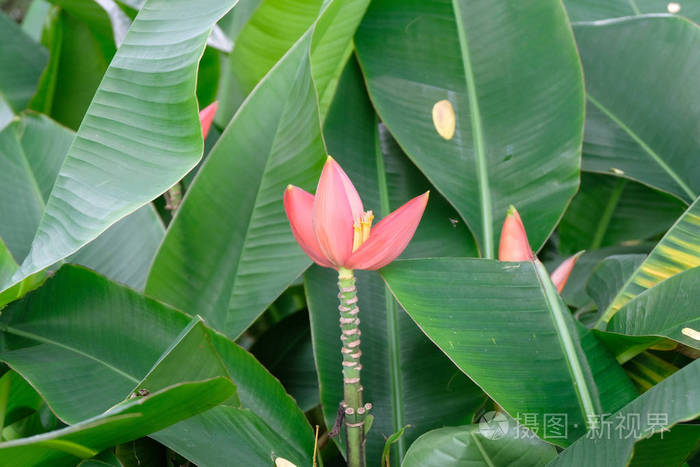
<box><xmin>0</xmin><ymin>265</ymin><xmax>314</xmax><ymax>466</ymax></box>
<box><xmin>66</xmin><ymin>205</ymin><xmax>164</xmax><ymax>291</ymax></box>
<box><xmin>548</xmin><ymin>244</ymin><xmax>653</xmax><ymax>310</ymax></box>
<box><xmin>6</xmin><ymin>0</ymin><xmax>238</xmax><ymax>292</ymax></box>
<box><xmin>220</xmin><ymin>0</ymin><xmax>369</xmax><ymax>121</ymax></box>
<box><xmin>587</xmin><ymin>254</ymin><xmax>646</xmax><ymax>314</ymax></box>
<box><xmin>549</xmin><ymin>359</ymin><xmax>700</xmax><ymax>466</ymax></box>
<box><xmin>114</xmin><ymin>438</ymin><xmax>164</xmax><ymax>467</ymax></box>
<box><xmin>584</xmin><ymin>254</ymin><xmax>673</xmax><ymax>361</ymax></box>
<box><xmin>624</xmin><ymin>351</ymin><xmax>680</xmax><ymax>394</ymax></box>
<box><xmin>5</xmin><ymin>113</ymin><xmax>73</xmax><ymax>202</ymax></box>
<box><xmin>148</xmin><ymin>0</ymin><xmax>375</xmax><ymax>337</ymax></box>
<box><xmin>0</xmin><ymin>113</ymin><xmax>164</xmax><ymax>291</ymax></box>
<box><xmin>0</xmin><ymin>238</ymin><xmax>46</xmax><ymax>309</ymax></box>
<box><xmin>324</xmin><ymin>58</ymin><xmax>478</xmax><ymax>259</ymax></box>
<box><xmin>608</xmin><ymin>266</ymin><xmax>700</xmax><ymax>350</ymax></box>
<box><xmin>0</xmin><ymin>118</ymin><xmax>52</xmax><ymax>260</ymax></box>
<box><xmin>146</xmin><ymin>31</ymin><xmax>324</xmax><ymax>338</ymax></box>
<box><xmin>116</xmin><ymin>0</ymin><xmax>232</xmax><ymax>52</ymax></box>
<box><xmin>0</xmin><ymin>239</ymin><xmax>16</xmax><ymax>287</ymax></box>
<box><xmin>0</xmin><ymin>378</ymin><xmax>234</xmax><ymax>467</ymax></box>
<box><xmin>48</xmin><ymin>0</ymin><xmax>130</xmax><ymax>51</ymax></box>
<box><xmin>382</xmin><ymin>258</ymin><xmax>638</xmax><ymax>446</ymax></box>
<box><xmin>558</xmin><ymin>174</ymin><xmax>686</xmax><ymax>254</ymax></box>
<box><xmin>195</xmin><ymin>47</ymin><xmax>220</xmax><ymax>109</ymax></box>
<box><xmin>309</xmin><ymin>0</ymin><xmax>371</xmax><ymax>120</ymax></box>
<box><xmin>137</xmin><ymin>318</ymin><xmax>311</xmax><ymax>466</ymax></box>
<box><xmin>635</xmin><ymin>0</ymin><xmax>700</xmax><ymax>21</ymax></box>
<box><xmin>563</xmin><ymin>0</ymin><xmax>633</xmax><ymax>21</ymax></box>
<box><xmin>564</xmin><ymin>0</ymin><xmax>700</xmax><ymax>23</ymax></box>
<box><xmin>594</xmin><ymin>197</ymin><xmax>700</xmax><ymax>328</ymax></box>
<box><xmin>223</xmin><ymin>0</ymin><xmax>324</xmax><ymax>115</ymax></box>
<box><xmin>628</xmin><ymin>424</ymin><xmax>700</xmax><ymax>466</ymax></box>
<box><xmin>133</xmin><ymin>317</ymin><xmax>240</xmax><ymax>406</ymax></box>
<box><xmin>305</xmin><ymin>58</ymin><xmax>484</xmax><ymax>464</ymax></box>
<box><xmin>29</xmin><ymin>7</ymin><xmax>112</xmax><ymax>130</ymax></box>
<box><xmin>213</xmin><ymin>0</ymin><xmax>264</xmax><ymax>127</ymax></box>
<box><xmin>0</xmin><ymin>11</ymin><xmax>47</xmax><ymax>113</ymax></box>
<box><xmin>0</xmin><ymin>370</ymin><xmax>43</xmax><ymax>428</ymax></box>
<box><xmin>77</xmin><ymin>450</ymin><xmax>122</xmax><ymax>467</ymax></box>
<box><xmin>583</xmin><ymin>254</ymin><xmax>662</xmax><ymax>363</ymax></box>
<box><xmin>250</xmin><ymin>311</ymin><xmax>320</xmax><ymax>412</ymax></box>
<box><xmin>574</xmin><ymin>15</ymin><xmax>700</xmax><ymax>203</ymax></box>
<box><xmin>402</xmin><ymin>423</ymin><xmax>557</xmax><ymax>467</ymax></box>
<box><xmin>216</xmin><ymin>0</ymin><xmax>264</xmax><ymax>48</ymax></box>
<box><xmin>355</xmin><ymin>0</ymin><xmax>584</xmax><ymax>257</ymax></box>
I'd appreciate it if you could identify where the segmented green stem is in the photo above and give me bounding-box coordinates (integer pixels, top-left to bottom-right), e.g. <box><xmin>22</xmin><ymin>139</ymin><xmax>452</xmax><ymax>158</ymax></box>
<box><xmin>338</xmin><ymin>267</ymin><xmax>370</xmax><ymax>467</ymax></box>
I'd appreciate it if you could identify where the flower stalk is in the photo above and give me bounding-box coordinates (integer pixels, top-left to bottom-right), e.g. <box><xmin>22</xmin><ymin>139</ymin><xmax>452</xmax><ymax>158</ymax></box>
<box><xmin>283</xmin><ymin>157</ymin><xmax>427</xmax><ymax>465</ymax></box>
<box><xmin>338</xmin><ymin>267</ymin><xmax>370</xmax><ymax>467</ymax></box>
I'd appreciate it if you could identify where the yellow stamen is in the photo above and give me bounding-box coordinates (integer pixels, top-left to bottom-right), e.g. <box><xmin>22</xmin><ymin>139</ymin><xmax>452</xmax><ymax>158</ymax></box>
<box><xmin>352</xmin><ymin>210</ymin><xmax>374</xmax><ymax>252</ymax></box>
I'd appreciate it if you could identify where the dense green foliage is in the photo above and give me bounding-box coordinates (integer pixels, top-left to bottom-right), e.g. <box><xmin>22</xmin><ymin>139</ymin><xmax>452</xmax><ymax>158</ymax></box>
<box><xmin>0</xmin><ymin>0</ymin><xmax>698</xmax><ymax>465</ymax></box>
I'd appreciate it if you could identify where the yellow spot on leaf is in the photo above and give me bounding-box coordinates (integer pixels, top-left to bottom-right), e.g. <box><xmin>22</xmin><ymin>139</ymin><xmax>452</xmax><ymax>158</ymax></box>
<box><xmin>432</xmin><ymin>99</ymin><xmax>456</xmax><ymax>140</ymax></box>
<box><xmin>275</xmin><ymin>458</ymin><xmax>297</xmax><ymax>467</ymax></box>
<box><xmin>667</xmin><ymin>2</ymin><xmax>681</xmax><ymax>13</ymax></box>
<box><xmin>681</xmin><ymin>327</ymin><xmax>700</xmax><ymax>341</ymax></box>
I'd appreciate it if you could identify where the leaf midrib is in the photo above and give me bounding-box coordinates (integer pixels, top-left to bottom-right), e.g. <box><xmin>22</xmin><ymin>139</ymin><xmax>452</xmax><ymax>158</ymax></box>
<box><xmin>470</xmin><ymin>432</ymin><xmax>495</xmax><ymax>467</ymax></box>
<box><xmin>451</xmin><ymin>0</ymin><xmax>493</xmax><ymax>258</ymax></box>
<box><xmin>532</xmin><ymin>260</ymin><xmax>599</xmax><ymax>428</ymax></box>
<box><xmin>1</xmin><ymin>325</ymin><xmax>139</xmax><ymax>383</ymax></box>
<box><xmin>586</xmin><ymin>94</ymin><xmax>696</xmax><ymax>201</ymax></box>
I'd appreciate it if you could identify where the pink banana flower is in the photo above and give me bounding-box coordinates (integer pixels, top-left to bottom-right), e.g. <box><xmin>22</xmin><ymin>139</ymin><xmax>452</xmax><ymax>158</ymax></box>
<box><xmin>199</xmin><ymin>101</ymin><xmax>218</xmax><ymax>139</ymax></box>
<box><xmin>550</xmin><ymin>252</ymin><xmax>584</xmax><ymax>293</ymax></box>
<box><xmin>499</xmin><ymin>206</ymin><xmax>534</xmax><ymax>262</ymax></box>
<box><xmin>284</xmin><ymin>157</ymin><xmax>429</xmax><ymax>270</ymax></box>
<box><xmin>499</xmin><ymin>205</ymin><xmax>580</xmax><ymax>292</ymax></box>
